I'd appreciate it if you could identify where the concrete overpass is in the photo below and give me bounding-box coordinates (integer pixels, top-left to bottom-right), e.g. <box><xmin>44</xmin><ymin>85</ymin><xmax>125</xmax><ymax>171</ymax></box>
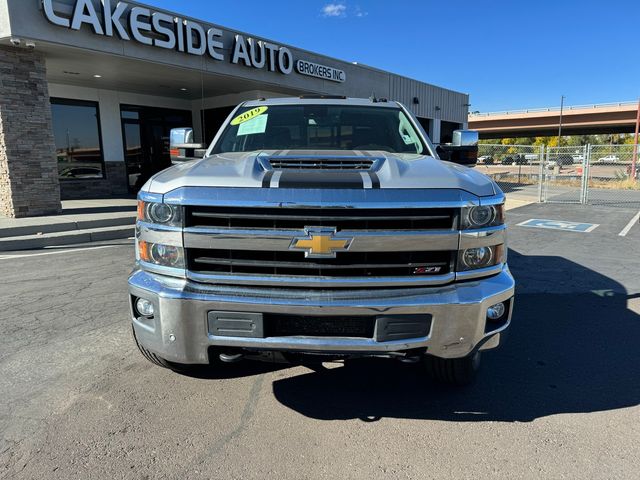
<box><xmin>468</xmin><ymin>101</ymin><xmax>639</xmax><ymax>139</ymax></box>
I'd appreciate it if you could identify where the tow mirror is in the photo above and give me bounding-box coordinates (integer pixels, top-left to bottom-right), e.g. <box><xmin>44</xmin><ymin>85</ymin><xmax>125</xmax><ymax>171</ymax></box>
<box><xmin>436</xmin><ymin>130</ymin><xmax>479</xmax><ymax>167</ymax></box>
<box><xmin>169</xmin><ymin>128</ymin><xmax>207</xmax><ymax>163</ymax></box>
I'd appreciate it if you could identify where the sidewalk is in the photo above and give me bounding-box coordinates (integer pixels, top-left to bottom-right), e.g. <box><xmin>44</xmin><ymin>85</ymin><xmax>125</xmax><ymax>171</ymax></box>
<box><xmin>0</xmin><ymin>198</ymin><xmax>137</xmax><ymax>251</ymax></box>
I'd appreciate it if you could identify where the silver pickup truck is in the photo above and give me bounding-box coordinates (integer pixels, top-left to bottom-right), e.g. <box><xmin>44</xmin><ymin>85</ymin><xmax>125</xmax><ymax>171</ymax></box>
<box><xmin>128</xmin><ymin>96</ymin><xmax>514</xmax><ymax>385</ymax></box>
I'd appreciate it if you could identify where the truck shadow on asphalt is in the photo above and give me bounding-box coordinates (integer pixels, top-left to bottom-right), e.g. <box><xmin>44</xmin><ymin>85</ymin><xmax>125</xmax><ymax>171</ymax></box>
<box><xmin>270</xmin><ymin>250</ymin><xmax>640</xmax><ymax>422</ymax></box>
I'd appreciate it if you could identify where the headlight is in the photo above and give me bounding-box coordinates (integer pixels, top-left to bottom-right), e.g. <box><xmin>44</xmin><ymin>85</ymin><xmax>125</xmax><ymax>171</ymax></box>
<box><xmin>137</xmin><ymin>201</ymin><xmax>182</xmax><ymax>226</ymax></box>
<box><xmin>138</xmin><ymin>240</ymin><xmax>185</xmax><ymax>268</ymax></box>
<box><xmin>457</xmin><ymin>244</ymin><xmax>505</xmax><ymax>271</ymax></box>
<box><xmin>461</xmin><ymin>204</ymin><xmax>504</xmax><ymax>229</ymax></box>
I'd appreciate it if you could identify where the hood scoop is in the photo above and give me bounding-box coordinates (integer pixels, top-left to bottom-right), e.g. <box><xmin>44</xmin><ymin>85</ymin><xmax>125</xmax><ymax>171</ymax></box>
<box><xmin>264</xmin><ymin>155</ymin><xmax>381</xmax><ymax>171</ymax></box>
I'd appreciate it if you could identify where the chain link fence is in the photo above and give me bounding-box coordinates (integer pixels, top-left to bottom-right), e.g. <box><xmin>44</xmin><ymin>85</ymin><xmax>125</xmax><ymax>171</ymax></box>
<box><xmin>478</xmin><ymin>143</ymin><xmax>639</xmax><ymax>207</ymax></box>
<box><xmin>477</xmin><ymin>144</ymin><xmax>543</xmax><ymax>204</ymax></box>
<box><xmin>542</xmin><ymin>146</ymin><xmax>588</xmax><ymax>203</ymax></box>
<box><xmin>585</xmin><ymin>144</ymin><xmax>640</xmax><ymax>206</ymax></box>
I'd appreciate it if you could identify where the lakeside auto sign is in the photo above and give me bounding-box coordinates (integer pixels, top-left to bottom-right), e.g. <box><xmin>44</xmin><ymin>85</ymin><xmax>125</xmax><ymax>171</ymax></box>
<box><xmin>42</xmin><ymin>0</ymin><xmax>346</xmax><ymax>83</ymax></box>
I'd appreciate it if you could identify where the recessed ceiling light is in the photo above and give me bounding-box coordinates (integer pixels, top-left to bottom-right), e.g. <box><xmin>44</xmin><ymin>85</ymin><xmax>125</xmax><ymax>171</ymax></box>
<box><xmin>93</xmin><ymin>74</ymin><xmax>102</xmax><ymax>78</ymax></box>
<box><xmin>180</xmin><ymin>88</ymin><xmax>188</xmax><ymax>91</ymax></box>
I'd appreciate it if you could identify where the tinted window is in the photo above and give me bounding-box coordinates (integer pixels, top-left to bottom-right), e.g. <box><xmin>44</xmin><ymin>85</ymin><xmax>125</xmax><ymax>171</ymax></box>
<box><xmin>213</xmin><ymin>105</ymin><xmax>425</xmax><ymax>154</ymax></box>
<box><xmin>51</xmin><ymin>99</ymin><xmax>104</xmax><ymax>179</ymax></box>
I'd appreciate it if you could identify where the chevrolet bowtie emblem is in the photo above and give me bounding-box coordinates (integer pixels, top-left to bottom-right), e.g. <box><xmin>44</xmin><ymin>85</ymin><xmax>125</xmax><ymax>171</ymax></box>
<box><xmin>290</xmin><ymin>228</ymin><xmax>353</xmax><ymax>258</ymax></box>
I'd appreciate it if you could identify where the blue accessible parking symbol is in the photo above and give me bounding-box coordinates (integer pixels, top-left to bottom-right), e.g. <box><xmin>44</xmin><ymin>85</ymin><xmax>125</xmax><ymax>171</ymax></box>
<box><xmin>517</xmin><ymin>219</ymin><xmax>599</xmax><ymax>233</ymax></box>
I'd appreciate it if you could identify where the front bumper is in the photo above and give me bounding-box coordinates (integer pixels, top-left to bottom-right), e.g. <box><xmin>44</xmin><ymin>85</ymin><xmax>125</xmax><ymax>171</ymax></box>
<box><xmin>128</xmin><ymin>266</ymin><xmax>515</xmax><ymax>364</ymax></box>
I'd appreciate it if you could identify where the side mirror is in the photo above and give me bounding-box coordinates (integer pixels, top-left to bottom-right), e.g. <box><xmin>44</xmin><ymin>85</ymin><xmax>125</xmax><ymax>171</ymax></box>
<box><xmin>169</xmin><ymin>128</ymin><xmax>207</xmax><ymax>163</ymax></box>
<box><xmin>452</xmin><ymin>130</ymin><xmax>479</xmax><ymax>147</ymax></box>
<box><xmin>437</xmin><ymin>130</ymin><xmax>479</xmax><ymax>166</ymax></box>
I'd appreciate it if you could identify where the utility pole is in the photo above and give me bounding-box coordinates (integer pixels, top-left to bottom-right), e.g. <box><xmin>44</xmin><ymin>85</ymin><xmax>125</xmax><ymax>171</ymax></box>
<box><xmin>557</xmin><ymin>95</ymin><xmax>565</xmax><ymax>148</ymax></box>
<box><xmin>632</xmin><ymin>97</ymin><xmax>639</xmax><ymax>180</ymax></box>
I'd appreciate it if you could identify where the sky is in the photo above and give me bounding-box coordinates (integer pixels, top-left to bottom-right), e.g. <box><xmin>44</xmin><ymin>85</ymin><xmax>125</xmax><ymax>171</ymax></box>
<box><xmin>146</xmin><ymin>0</ymin><xmax>639</xmax><ymax>113</ymax></box>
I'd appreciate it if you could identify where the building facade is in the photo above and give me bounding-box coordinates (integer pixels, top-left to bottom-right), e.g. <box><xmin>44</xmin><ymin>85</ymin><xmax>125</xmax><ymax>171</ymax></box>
<box><xmin>0</xmin><ymin>0</ymin><xmax>469</xmax><ymax>217</ymax></box>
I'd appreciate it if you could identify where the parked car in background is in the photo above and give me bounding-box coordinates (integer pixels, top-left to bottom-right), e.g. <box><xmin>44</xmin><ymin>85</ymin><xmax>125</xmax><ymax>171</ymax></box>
<box><xmin>59</xmin><ymin>166</ymin><xmax>103</xmax><ymax>178</ymax></box>
<box><xmin>501</xmin><ymin>154</ymin><xmax>528</xmax><ymax>165</ymax></box>
<box><xmin>596</xmin><ymin>155</ymin><xmax>620</xmax><ymax>164</ymax></box>
<box><xmin>478</xmin><ymin>155</ymin><xmax>494</xmax><ymax>164</ymax></box>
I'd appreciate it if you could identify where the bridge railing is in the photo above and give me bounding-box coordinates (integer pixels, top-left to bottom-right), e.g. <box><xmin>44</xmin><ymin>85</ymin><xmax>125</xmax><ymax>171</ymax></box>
<box><xmin>470</xmin><ymin>101</ymin><xmax>638</xmax><ymax>117</ymax></box>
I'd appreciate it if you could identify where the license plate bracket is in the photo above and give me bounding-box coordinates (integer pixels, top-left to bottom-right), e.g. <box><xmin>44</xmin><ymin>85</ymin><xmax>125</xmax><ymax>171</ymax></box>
<box><xmin>208</xmin><ymin>311</ymin><xmax>264</xmax><ymax>338</ymax></box>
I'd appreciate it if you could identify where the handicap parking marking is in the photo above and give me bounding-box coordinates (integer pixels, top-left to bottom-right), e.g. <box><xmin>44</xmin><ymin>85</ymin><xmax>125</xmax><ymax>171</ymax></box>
<box><xmin>517</xmin><ymin>218</ymin><xmax>600</xmax><ymax>233</ymax></box>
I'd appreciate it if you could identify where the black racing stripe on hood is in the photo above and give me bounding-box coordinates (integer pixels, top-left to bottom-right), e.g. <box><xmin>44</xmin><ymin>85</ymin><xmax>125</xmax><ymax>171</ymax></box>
<box><xmin>262</xmin><ymin>170</ymin><xmax>274</xmax><ymax>188</ymax></box>
<box><xmin>276</xmin><ymin>171</ymin><xmax>364</xmax><ymax>189</ymax></box>
<box><xmin>369</xmin><ymin>171</ymin><xmax>380</xmax><ymax>188</ymax></box>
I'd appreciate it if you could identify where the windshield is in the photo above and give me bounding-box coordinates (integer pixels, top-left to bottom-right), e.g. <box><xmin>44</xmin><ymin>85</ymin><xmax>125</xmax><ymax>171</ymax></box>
<box><xmin>212</xmin><ymin>105</ymin><xmax>426</xmax><ymax>154</ymax></box>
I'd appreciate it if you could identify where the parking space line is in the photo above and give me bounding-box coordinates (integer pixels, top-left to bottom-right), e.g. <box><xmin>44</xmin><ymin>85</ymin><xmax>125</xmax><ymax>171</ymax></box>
<box><xmin>0</xmin><ymin>244</ymin><xmax>128</xmax><ymax>261</ymax></box>
<box><xmin>618</xmin><ymin>210</ymin><xmax>640</xmax><ymax>237</ymax></box>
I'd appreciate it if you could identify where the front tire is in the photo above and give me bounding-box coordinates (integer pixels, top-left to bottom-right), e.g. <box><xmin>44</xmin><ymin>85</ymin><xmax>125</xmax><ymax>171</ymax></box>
<box><xmin>423</xmin><ymin>351</ymin><xmax>481</xmax><ymax>386</ymax></box>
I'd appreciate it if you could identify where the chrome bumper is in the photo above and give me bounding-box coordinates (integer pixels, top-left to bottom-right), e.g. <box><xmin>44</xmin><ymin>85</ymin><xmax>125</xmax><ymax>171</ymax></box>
<box><xmin>128</xmin><ymin>266</ymin><xmax>515</xmax><ymax>364</ymax></box>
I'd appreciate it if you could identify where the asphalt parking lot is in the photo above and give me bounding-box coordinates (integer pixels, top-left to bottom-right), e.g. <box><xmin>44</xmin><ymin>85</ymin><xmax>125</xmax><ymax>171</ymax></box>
<box><xmin>1</xmin><ymin>203</ymin><xmax>639</xmax><ymax>479</ymax></box>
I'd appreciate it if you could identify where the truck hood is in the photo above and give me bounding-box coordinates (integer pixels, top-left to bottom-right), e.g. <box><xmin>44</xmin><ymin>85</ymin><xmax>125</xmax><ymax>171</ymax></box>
<box><xmin>147</xmin><ymin>150</ymin><xmax>497</xmax><ymax>197</ymax></box>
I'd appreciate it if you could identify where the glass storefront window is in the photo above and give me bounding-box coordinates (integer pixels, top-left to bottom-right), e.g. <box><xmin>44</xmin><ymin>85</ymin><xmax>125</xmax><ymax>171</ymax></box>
<box><xmin>120</xmin><ymin>105</ymin><xmax>192</xmax><ymax>192</ymax></box>
<box><xmin>51</xmin><ymin>99</ymin><xmax>105</xmax><ymax>179</ymax></box>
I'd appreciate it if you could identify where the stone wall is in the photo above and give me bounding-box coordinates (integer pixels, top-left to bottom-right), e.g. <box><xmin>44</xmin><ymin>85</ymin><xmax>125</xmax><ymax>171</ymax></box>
<box><xmin>0</xmin><ymin>45</ymin><xmax>61</xmax><ymax>218</ymax></box>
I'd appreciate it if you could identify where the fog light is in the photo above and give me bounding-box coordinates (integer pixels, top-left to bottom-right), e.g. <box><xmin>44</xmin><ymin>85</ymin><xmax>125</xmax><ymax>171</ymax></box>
<box><xmin>136</xmin><ymin>298</ymin><xmax>155</xmax><ymax>317</ymax></box>
<box><xmin>463</xmin><ymin>247</ymin><xmax>493</xmax><ymax>268</ymax></box>
<box><xmin>487</xmin><ymin>302</ymin><xmax>506</xmax><ymax>321</ymax></box>
<box><xmin>150</xmin><ymin>244</ymin><xmax>183</xmax><ymax>267</ymax></box>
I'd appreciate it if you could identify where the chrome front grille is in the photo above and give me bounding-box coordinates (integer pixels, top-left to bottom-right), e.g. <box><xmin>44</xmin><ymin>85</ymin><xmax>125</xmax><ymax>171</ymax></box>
<box><xmin>185</xmin><ymin>206</ymin><xmax>455</xmax><ymax>230</ymax></box>
<box><xmin>187</xmin><ymin>249</ymin><xmax>453</xmax><ymax>277</ymax></box>
<box><xmin>183</xmin><ymin>205</ymin><xmax>458</xmax><ymax>287</ymax></box>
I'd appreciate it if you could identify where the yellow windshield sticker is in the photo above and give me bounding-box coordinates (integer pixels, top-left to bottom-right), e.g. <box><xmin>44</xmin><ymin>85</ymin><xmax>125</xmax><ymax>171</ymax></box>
<box><xmin>230</xmin><ymin>106</ymin><xmax>268</xmax><ymax>126</ymax></box>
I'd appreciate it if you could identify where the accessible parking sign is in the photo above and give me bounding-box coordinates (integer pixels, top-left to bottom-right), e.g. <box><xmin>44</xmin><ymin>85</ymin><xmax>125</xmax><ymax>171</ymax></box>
<box><xmin>517</xmin><ymin>219</ymin><xmax>599</xmax><ymax>233</ymax></box>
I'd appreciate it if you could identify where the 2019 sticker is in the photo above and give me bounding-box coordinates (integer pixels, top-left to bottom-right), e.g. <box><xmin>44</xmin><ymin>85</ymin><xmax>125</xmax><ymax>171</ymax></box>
<box><xmin>230</xmin><ymin>106</ymin><xmax>268</xmax><ymax>126</ymax></box>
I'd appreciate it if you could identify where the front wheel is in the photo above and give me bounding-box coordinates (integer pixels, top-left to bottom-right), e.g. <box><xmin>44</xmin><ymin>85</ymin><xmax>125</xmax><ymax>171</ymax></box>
<box><xmin>423</xmin><ymin>351</ymin><xmax>481</xmax><ymax>386</ymax></box>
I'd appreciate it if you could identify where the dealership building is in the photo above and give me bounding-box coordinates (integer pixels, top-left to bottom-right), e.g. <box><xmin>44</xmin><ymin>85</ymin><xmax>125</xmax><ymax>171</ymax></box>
<box><xmin>0</xmin><ymin>0</ymin><xmax>469</xmax><ymax>218</ymax></box>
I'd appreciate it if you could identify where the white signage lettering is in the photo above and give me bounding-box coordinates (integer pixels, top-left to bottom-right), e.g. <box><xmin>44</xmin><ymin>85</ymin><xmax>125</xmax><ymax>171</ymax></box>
<box><xmin>71</xmin><ymin>0</ymin><xmax>104</xmax><ymax>35</ymax></box>
<box><xmin>102</xmin><ymin>0</ymin><xmax>129</xmax><ymax>40</ymax></box>
<box><xmin>232</xmin><ymin>35</ymin><xmax>293</xmax><ymax>74</ymax></box>
<box><xmin>43</xmin><ymin>0</ymin><xmax>70</xmax><ymax>27</ymax></box>
<box><xmin>206</xmin><ymin>27</ymin><xmax>224</xmax><ymax>61</ymax></box>
<box><xmin>152</xmin><ymin>12</ymin><xmax>175</xmax><ymax>49</ymax></box>
<box><xmin>129</xmin><ymin>7</ymin><xmax>152</xmax><ymax>46</ymax></box>
<box><xmin>41</xmin><ymin>0</ymin><xmax>345</xmax><ymax>82</ymax></box>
